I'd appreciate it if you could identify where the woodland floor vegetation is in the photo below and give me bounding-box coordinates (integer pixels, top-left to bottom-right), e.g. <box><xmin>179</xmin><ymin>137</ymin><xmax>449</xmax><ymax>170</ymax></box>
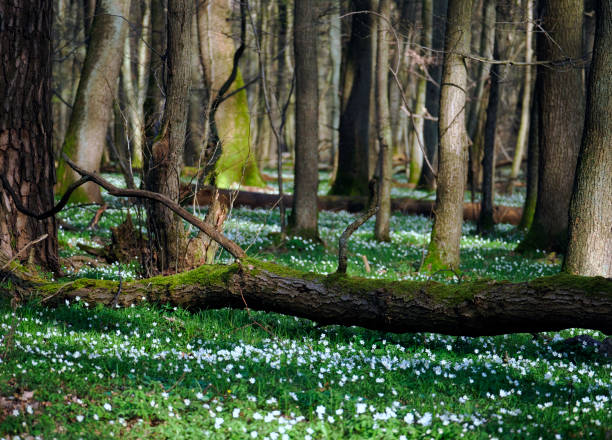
<box><xmin>1</xmin><ymin>173</ymin><xmax>610</xmax><ymax>439</ymax></box>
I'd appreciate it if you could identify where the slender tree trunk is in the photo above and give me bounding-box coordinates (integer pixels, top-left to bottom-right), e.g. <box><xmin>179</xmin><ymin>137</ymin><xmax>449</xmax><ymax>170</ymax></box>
<box><xmin>407</xmin><ymin>0</ymin><xmax>432</xmax><ymax>186</ymax></box>
<box><xmin>145</xmin><ymin>0</ymin><xmax>193</xmax><ymax>272</ymax></box>
<box><xmin>518</xmin><ymin>95</ymin><xmax>539</xmax><ymax>230</ymax></box>
<box><xmin>564</xmin><ymin>0</ymin><xmax>612</xmax><ymax>278</ymax></box>
<box><xmin>519</xmin><ymin>0</ymin><xmax>585</xmax><ymax>253</ymax></box>
<box><xmin>509</xmin><ymin>0</ymin><xmax>534</xmax><ymax>189</ymax></box>
<box><xmin>20</xmin><ymin>259</ymin><xmax>612</xmax><ymax>337</ymax></box>
<box><xmin>329</xmin><ymin>0</ymin><xmax>374</xmax><ymax>197</ymax></box>
<box><xmin>478</xmin><ymin>40</ymin><xmax>499</xmax><ymax>235</ymax></box>
<box><xmin>420</xmin><ymin>0</ymin><xmax>448</xmax><ymax>190</ymax></box>
<box><xmin>56</xmin><ymin>0</ymin><xmax>131</xmax><ymax>203</ymax></box>
<box><xmin>423</xmin><ymin>0</ymin><xmax>472</xmax><ymax>271</ymax></box>
<box><xmin>467</xmin><ymin>0</ymin><xmax>496</xmax><ymax>201</ymax></box>
<box><xmin>143</xmin><ymin>0</ymin><xmax>166</xmax><ymax>160</ymax></box>
<box><xmin>288</xmin><ymin>0</ymin><xmax>319</xmax><ymax>239</ymax></box>
<box><xmin>0</xmin><ymin>0</ymin><xmax>59</xmax><ymax>272</ymax></box>
<box><xmin>374</xmin><ymin>0</ymin><xmax>393</xmax><ymax>242</ymax></box>
<box><xmin>121</xmin><ymin>0</ymin><xmax>151</xmax><ymax>170</ymax></box>
<box><xmin>467</xmin><ymin>0</ymin><xmax>496</xmax><ymax>142</ymax></box>
<box><xmin>196</xmin><ymin>0</ymin><xmax>264</xmax><ymax>188</ymax></box>
<box><xmin>329</xmin><ymin>2</ymin><xmax>342</xmax><ymax>180</ymax></box>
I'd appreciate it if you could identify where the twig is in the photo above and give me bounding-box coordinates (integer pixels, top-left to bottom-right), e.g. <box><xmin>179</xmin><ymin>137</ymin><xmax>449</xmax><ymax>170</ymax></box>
<box><xmin>337</xmin><ymin>205</ymin><xmax>379</xmax><ymax>274</ymax></box>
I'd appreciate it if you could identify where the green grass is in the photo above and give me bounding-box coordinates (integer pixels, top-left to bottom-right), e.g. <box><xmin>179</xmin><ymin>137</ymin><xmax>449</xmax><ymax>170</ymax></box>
<box><xmin>1</xmin><ymin>173</ymin><xmax>609</xmax><ymax>439</ymax></box>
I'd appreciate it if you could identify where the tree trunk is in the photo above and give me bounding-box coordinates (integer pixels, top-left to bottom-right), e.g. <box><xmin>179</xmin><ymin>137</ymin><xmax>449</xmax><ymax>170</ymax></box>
<box><xmin>186</xmin><ymin>186</ymin><xmax>524</xmax><ymax>225</ymax></box>
<box><xmin>17</xmin><ymin>259</ymin><xmax>612</xmax><ymax>336</ymax></box>
<box><xmin>288</xmin><ymin>0</ymin><xmax>320</xmax><ymax>239</ymax></box>
<box><xmin>518</xmin><ymin>95</ymin><xmax>539</xmax><ymax>230</ymax></box>
<box><xmin>423</xmin><ymin>0</ymin><xmax>472</xmax><ymax>271</ymax></box>
<box><xmin>196</xmin><ymin>0</ymin><xmax>264</xmax><ymax>188</ymax></box>
<box><xmin>509</xmin><ymin>0</ymin><xmax>534</xmax><ymax>188</ymax></box>
<box><xmin>55</xmin><ymin>0</ymin><xmax>131</xmax><ymax>204</ymax></box>
<box><xmin>144</xmin><ymin>0</ymin><xmax>193</xmax><ymax>273</ymax></box>
<box><xmin>0</xmin><ymin>0</ymin><xmax>59</xmax><ymax>272</ymax></box>
<box><xmin>329</xmin><ymin>2</ymin><xmax>342</xmax><ymax>180</ymax></box>
<box><xmin>519</xmin><ymin>0</ymin><xmax>585</xmax><ymax>253</ymax></box>
<box><xmin>374</xmin><ymin>0</ymin><xmax>393</xmax><ymax>242</ymax></box>
<box><xmin>329</xmin><ymin>0</ymin><xmax>374</xmax><ymax>197</ymax></box>
<box><xmin>121</xmin><ymin>0</ymin><xmax>151</xmax><ymax>170</ymax></box>
<box><xmin>143</xmin><ymin>0</ymin><xmax>166</xmax><ymax>155</ymax></box>
<box><xmin>477</xmin><ymin>39</ymin><xmax>500</xmax><ymax>235</ymax></box>
<box><xmin>407</xmin><ymin>0</ymin><xmax>432</xmax><ymax>186</ymax></box>
<box><xmin>420</xmin><ymin>0</ymin><xmax>448</xmax><ymax>190</ymax></box>
<box><xmin>564</xmin><ymin>0</ymin><xmax>612</xmax><ymax>278</ymax></box>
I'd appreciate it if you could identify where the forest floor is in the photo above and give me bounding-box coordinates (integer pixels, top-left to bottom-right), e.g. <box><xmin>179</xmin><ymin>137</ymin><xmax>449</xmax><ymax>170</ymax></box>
<box><xmin>0</xmin><ymin>173</ymin><xmax>610</xmax><ymax>439</ymax></box>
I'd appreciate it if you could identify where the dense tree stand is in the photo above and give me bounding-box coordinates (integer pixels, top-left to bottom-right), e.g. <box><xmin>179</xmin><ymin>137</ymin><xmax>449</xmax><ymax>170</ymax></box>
<box><xmin>5</xmin><ymin>256</ymin><xmax>611</xmax><ymax>337</ymax></box>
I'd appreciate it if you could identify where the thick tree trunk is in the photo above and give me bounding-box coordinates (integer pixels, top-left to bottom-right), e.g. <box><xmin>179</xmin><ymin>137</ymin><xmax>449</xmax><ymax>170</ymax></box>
<box><xmin>520</xmin><ymin>0</ymin><xmax>585</xmax><ymax>253</ymax></box>
<box><xmin>288</xmin><ymin>0</ymin><xmax>320</xmax><ymax>239</ymax></box>
<box><xmin>329</xmin><ymin>0</ymin><xmax>374</xmax><ymax>197</ymax></box>
<box><xmin>423</xmin><ymin>0</ymin><xmax>472</xmax><ymax>271</ymax></box>
<box><xmin>55</xmin><ymin>0</ymin><xmax>131</xmax><ymax>203</ymax></box>
<box><xmin>145</xmin><ymin>0</ymin><xmax>193</xmax><ymax>272</ymax></box>
<box><xmin>420</xmin><ymin>0</ymin><xmax>448</xmax><ymax>190</ymax></box>
<box><xmin>374</xmin><ymin>0</ymin><xmax>393</xmax><ymax>242</ymax></box>
<box><xmin>564</xmin><ymin>0</ymin><xmax>612</xmax><ymax>278</ymax></box>
<box><xmin>185</xmin><ymin>185</ymin><xmax>524</xmax><ymax>225</ymax></box>
<box><xmin>196</xmin><ymin>0</ymin><xmax>264</xmax><ymax>188</ymax></box>
<box><xmin>0</xmin><ymin>0</ymin><xmax>59</xmax><ymax>272</ymax></box>
<box><xmin>16</xmin><ymin>259</ymin><xmax>612</xmax><ymax>336</ymax></box>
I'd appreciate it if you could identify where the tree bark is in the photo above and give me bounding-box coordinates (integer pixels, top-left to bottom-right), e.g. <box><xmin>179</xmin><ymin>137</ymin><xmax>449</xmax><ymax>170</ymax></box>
<box><xmin>329</xmin><ymin>0</ymin><xmax>374</xmax><ymax>197</ymax></box>
<box><xmin>478</xmin><ymin>40</ymin><xmax>500</xmax><ymax>235</ymax></box>
<box><xmin>423</xmin><ymin>0</ymin><xmax>472</xmax><ymax>271</ymax></box>
<box><xmin>185</xmin><ymin>185</ymin><xmax>524</xmax><ymax>225</ymax></box>
<box><xmin>518</xmin><ymin>95</ymin><xmax>539</xmax><ymax>230</ymax></box>
<box><xmin>374</xmin><ymin>0</ymin><xmax>393</xmax><ymax>242</ymax></box>
<box><xmin>564</xmin><ymin>0</ymin><xmax>612</xmax><ymax>278</ymax></box>
<box><xmin>420</xmin><ymin>0</ymin><xmax>448</xmax><ymax>190</ymax></box>
<box><xmin>0</xmin><ymin>0</ymin><xmax>59</xmax><ymax>272</ymax></box>
<box><xmin>144</xmin><ymin>0</ymin><xmax>193</xmax><ymax>273</ymax></box>
<box><xmin>509</xmin><ymin>0</ymin><xmax>534</xmax><ymax>188</ymax></box>
<box><xmin>55</xmin><ymin>0</ymin><xmax>131</xmax><ymax>204</ymax></box>
<box><xmin>407</xmin><ymin>0</ymin><xmax>432</xmax><ymax>186</ymax></box>
<box><xmin>14</xmin><ymin>259</ymin><xmax>612</xmax><ymax>337</ymax></box>
<box><xmin>519</xmin><ymin>0</ymin><xmax>585</xmax><ymax>253</ymax></box>
<box><xmin>196</xmin><ymin>0</ymin><xmax>264</xmax><ymax>188</ymax></box>
<box><xmin>288</xmin><ymin>0</ymin><xmax>320</xmax><ymax>239</ymax></box>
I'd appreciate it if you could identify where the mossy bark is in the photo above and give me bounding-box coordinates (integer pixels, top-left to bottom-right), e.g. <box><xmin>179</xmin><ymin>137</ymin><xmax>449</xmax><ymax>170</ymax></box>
<box><xmin>517</xmin><ymin>96</ymin><xmax>539</xmax><ymax>231</ymax></box>
<box><xmin>197</xmin><ymin>0</ymin><xmax>264</xmax><ymax>189</ymax></box>
<box><xmin>55</xmin><ymin>0</ymin><xmax>130</xmax><ymax>204</ymax></box>
<box><xmin>11</xmin><ymin>258</ymin><xmax>612</xmax><ymax>336</ymax></box>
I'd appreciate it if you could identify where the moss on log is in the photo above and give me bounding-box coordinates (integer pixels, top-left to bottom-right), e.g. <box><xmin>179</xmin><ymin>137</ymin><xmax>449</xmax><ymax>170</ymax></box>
<box><xmin>7</xmin><ymin>259</ymin><xmax>611</xmax><ymax>336</ymax></box>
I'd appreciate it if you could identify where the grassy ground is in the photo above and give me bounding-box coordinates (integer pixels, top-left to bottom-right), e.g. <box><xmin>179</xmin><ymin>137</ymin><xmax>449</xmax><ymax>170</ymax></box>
<box><xmin>1</xmin><ymin>174</ymin><xmax>610</xmax><ymax>439</ymax></box>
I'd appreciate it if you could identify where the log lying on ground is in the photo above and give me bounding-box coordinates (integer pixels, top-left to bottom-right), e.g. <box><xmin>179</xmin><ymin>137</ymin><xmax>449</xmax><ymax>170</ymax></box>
<box><xmin>182</xmin><ymin>186</ymin><xmax>523</xmax><ymax>225</ymax></box>
<box><xmin>11</xmin><ymin>259</ymin><xmax>611</xmax><ymax>336</ymax></box>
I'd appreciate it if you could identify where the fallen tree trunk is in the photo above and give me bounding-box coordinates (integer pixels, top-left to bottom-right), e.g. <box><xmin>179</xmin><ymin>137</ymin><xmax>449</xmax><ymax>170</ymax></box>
<box><xmin>10</xmin><ymin>259</ymin><xmax>611</xmax><ymax>336</ymax></box>
<box><xmin>182</xmin><ymin>186</ymin><xmax>523</xmax><ymax>225</ymax></box>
